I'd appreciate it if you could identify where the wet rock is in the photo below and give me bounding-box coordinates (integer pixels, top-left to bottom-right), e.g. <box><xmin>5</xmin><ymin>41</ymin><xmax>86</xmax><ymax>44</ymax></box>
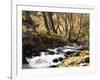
<box><xmin>53</xmin><ymin>59</ymin><xmax>58</xmax><ymax>63</ymax></box>
<box><xmin>58</xmin><ymin>57</ymin><xmax>63</xmax><ymax>61</ymax></box>
<box><xmin>32</xmin><ymin>52</ymin><xmax>41</xmax><ymax>57</ymax></box>
<box><xmin>49</xmin><ymin>65</ymin><xmax>58</xmax><ymax>68</ymax></box>
<box><xmin>65</xmin><ymin>51</ymin><xmax>75</xmax><ymax>55</ymax></box>
<box><xmin>74</xmin><ymin>52</ymin><xmax>80</xmax><ymax>56</ymax></box>
<box><xmin>84</xmin><ymin>57</ymin><xmax>89</xmax><ymax>63</ymax></box>
<box><xmin>48</xmin><ymin>51</ymin><xmax>55</xmax><ymax>55</ymax></box>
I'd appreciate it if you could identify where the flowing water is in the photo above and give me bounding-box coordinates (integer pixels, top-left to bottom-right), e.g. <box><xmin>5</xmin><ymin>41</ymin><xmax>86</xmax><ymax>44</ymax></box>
<box><xmin>22</xmin><ymin>43</ymin><xmax>89</xmax><ymax>69</ymax></box>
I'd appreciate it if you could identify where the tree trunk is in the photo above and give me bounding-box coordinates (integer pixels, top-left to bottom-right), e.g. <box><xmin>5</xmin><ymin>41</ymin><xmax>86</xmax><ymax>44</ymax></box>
<box><xmin>68</xmin><ymin>13</ymin><xmax>73</xmax><ymax>41</ymax></box>
<box><xmin>75</xmin><ymin>14</ymin><xmax>83</xmax><ymax>41</ymax></box>
<box><xmin>64</xmin><ymin>14</ymin><xmax>69</xmax><ymax>39</ymax></box>
<box><xmin>48</xmin><ymin>12</ymin><xmax>57</xmax><ymax>33</ymax></box>
<box><xmin>42</xmin><ymin>12</ymin><xmax>51</xmax><ymax>35</ymax></box>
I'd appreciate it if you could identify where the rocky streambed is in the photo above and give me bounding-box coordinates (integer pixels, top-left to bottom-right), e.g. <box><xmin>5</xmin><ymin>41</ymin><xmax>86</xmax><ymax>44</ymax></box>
<box><xmin>22</xmin><ymin>43</ymin><xmax>89</xmax><ymax>69</ymax></box>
